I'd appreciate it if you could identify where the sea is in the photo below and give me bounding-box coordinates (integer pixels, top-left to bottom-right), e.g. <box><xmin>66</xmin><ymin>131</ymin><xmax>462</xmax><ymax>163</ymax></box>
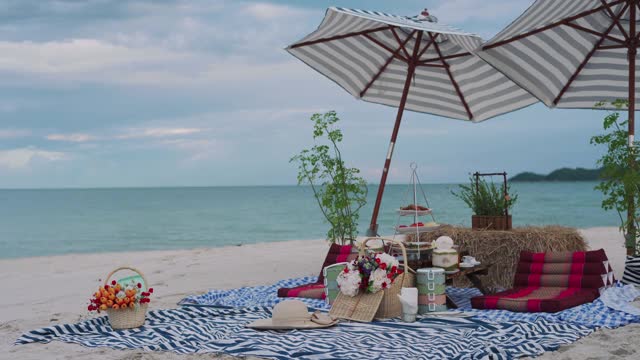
<box><xmin>0</xmin><ymin>182</ymin><xmax>620</xmax><ymax>259</ymax></box>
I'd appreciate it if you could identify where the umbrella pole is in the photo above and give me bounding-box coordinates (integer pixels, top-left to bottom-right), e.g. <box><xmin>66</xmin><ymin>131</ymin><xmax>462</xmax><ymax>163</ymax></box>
<box><xmin>367</xmin><ymin>32</ymin><xmax>423</xmax><ymax>236</ymax></box>
<box><xmin>628</xmin><ymin>0</ymin><xmax>637</xmax><ymax>256</ymax></box>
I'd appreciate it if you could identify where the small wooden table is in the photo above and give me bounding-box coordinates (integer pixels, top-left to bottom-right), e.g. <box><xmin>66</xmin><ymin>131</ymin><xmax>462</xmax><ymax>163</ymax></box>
<box><xmin>444</xmin><ymin>264</ymin><xmax>493</xmax><ymax>309</ymax></box>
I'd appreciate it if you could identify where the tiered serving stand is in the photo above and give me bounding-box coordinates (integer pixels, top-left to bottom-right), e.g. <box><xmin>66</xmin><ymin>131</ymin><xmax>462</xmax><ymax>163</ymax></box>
<box><xmin>391</xmin><ymin>164</ymin><xmax>441</xmax><ymax>267</ymax></box>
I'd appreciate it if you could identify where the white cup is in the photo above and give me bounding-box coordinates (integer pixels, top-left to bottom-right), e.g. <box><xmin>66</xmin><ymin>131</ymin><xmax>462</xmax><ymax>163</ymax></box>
<box><xmin>462</xmin><ymin>256</ymin><xmax>476</xmax><ymax>264</ymax></box>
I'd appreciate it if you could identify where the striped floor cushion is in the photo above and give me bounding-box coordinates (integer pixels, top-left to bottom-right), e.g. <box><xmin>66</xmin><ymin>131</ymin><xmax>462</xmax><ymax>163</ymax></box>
<box><xmin>516</xmin><ymin>261</ymin><xmax>610</xmax><ymax>275</ymax></box>
<box><xmin>622</xmin><ymin>255</ymin><xmax>640</xmax><ymax>286</ymax></box>
<box><xmin>278</xmin><ymin>243</ymin><xmax>358</xmax><ymax>299</ymax></box>
<box><xmin>471</xmin><ymin>287</ymin><xmax>600</xmax><ymax>313</ymax></box>
<box><xmin>472</xmin><ymin>249</ymin><xmax>612</xmax><ymax>313</ymax></box>
<box><xmin>513</xmin><ymin>274</ymin><xmax>607</xmax><ymax>289</ymax></box>
<box><xmin>520</xmin><ymin>249</ymin><xmax>608</xmax><ymax>263</ymax></box>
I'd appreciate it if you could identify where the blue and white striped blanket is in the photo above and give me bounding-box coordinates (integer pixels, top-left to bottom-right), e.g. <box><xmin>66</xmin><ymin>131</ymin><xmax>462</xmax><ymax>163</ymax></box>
<box><xmin>16</xmin><ymin>278</ymin><xmax>640</xmax><ymax>359</ymax></box>
<box><xmin>179</xmin><ymin>276</ymin><xmax>329</xmax><ymax>310</ymax></box>
<box><xmin>180</xmin><ymin>277</ymin><xmax>640</xmax><ymax>330</ymax></box>
<box><xmin>16</xmin><ymin>306</ymin><xmax>592</xmax><ymax>359</ymax></box>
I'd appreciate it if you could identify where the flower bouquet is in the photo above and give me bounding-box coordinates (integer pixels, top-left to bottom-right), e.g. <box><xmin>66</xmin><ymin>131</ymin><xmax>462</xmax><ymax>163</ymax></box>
<box><xmin>330</xmin><ymin>238</ymin><xmax>415</xmax><ymax>322</ymax></box>
<box><xmin>337</xmin><ymin>252</ymin><xmax>401</xmax><ymax>297</ymax></box>
<box><xmin>87</xmin><ymin>266</ymin><xmax>153</xmax><ymax>329</ymax></box>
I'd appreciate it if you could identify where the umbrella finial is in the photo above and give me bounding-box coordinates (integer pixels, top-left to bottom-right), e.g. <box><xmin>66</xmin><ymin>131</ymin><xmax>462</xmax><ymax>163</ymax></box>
<box><xmin>417</xmin><ymin>8</ymin><xmax>437</xmax><ymax>22</ymax></box>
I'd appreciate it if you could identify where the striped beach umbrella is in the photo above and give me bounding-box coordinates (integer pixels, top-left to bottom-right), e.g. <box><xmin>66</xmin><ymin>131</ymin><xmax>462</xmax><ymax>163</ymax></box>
<box><xmin>478</xmin><ymin>0</ymin><xmax>639</xmax><ymax>256</ymax></box>
<box><xmin>287</xmin><ymin>7</ymin><xmax>537</xmax><ymax>235</ymax></box>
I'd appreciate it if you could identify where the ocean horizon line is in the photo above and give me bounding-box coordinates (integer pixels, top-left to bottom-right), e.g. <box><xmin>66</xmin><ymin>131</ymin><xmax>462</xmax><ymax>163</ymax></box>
<box><xmin>0</xmin><ymin>179</ymin><xmax>601</xmax><ymax>191</ymax></box>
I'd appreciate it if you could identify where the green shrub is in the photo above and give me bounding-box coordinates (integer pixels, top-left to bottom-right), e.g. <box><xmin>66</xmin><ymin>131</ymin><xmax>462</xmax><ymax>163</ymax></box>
<box><xmin>452</xmin><ymin>177</ymin><xmax>517</xmax><ymax>216</ymax></box>
<box><xmin>291</xmin><ymin>111</ymin><xmax>368</xmax><ymax>245</ymax></box>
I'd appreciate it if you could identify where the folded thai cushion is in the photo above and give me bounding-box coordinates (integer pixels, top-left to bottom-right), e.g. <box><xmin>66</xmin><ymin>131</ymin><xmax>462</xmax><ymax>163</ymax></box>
<box><xmin>519</xmin><ymin>249</ymin><xmax>608</xmax><ymax>264</ymax></box>
<box><xmin>516</xmin><ymin>261</ymin><xmax>609</xmax><ymax>275</ymax></box>
<box><xmin>471</xmin><ymin>286</ymin><xmax>599</xmax><ymax>313</ymax></box>
<box><xmin>513</xmin><ymin>273</ymin><xmax>606</xmax><ymax>289</ymax></box>
<box><xmin>278</xmin><ymin>243</ymin><xmax>358</xmax><ymax>299</ymax></box>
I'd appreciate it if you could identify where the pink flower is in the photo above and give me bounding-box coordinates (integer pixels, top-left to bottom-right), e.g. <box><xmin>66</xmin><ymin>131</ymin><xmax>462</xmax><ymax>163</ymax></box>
<box><xmin>380</xmin><ymin>263</ymin><xmax>387</xmax><ymax>270</ymax></box>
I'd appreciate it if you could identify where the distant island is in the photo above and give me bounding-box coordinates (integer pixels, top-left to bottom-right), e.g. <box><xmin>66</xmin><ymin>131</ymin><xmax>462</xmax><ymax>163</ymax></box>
<box><xmin>510</xmin><ymin>167</ymin><xmax>603</xmax><ymax>182</ymax></box>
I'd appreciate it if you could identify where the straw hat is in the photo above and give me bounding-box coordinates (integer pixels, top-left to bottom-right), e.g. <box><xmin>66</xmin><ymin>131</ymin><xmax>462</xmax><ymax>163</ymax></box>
<box><xmin>247</xmin><ymin>300</ymin><xmax>337</xmax><ymax>330</ymax></box>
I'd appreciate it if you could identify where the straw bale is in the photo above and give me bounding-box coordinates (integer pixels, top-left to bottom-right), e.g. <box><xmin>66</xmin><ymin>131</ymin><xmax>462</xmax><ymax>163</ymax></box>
<box><xmin>409</xmin><ymin>226</ymin><xmax>587</xmax><ymax>290</ymax></box>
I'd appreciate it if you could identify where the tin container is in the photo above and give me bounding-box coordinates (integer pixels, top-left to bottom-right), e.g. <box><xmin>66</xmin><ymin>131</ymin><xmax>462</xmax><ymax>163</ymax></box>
<box><xmin>432</xmin><ymin>248</ymin><xmax>459</xmax><ymax>272</ymax></box>
<box><xmin>416</xmin><ymin>268</ymin><xmax>447</xmax><ymax>314</ymax></box>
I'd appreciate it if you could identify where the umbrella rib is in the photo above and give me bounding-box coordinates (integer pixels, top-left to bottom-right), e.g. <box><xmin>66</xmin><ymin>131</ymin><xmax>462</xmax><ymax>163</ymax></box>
<box><xmin>429</xmin><ymin>32</ymin><xmax>473</xmax><ymax>120</ymax></box>
<box><xmin>554</xmin><ymin>3</ymin><xmax>628</xmax><ymax>105</ymax></box>
<box><xmin>362</xmin><ymin>33</ymin><xmax>408</xmax><ymax>62</ymax></box>
<box><xmin>390</xmin><ymin>27</ymin><xmax>411</xmax><ymax>59</ymax></box>
<box><xmin>360</xmin><ymin>30</ymin><xmax>417</xmax><ymax>98</ymax></box>
<box><xmin>564</xmin><ymin>22</ymin><xmax>626</xmax><ymax>44</ymax></box>
<box><xmin>289</xmin><ymin>25</ymin><xmax>392</xmax><ymax>49</ymax></box>
<box><xmin>416</xmin><ymin>33</ymin><xmax>439</xmax><ymax>60</ymax></box>
<box><xmin>600</xmin><ymin>0</ymin><xmax>630</xmax><ymax>41</ymax></box>
<box><xmin>484</xmin><ymin>0</ymin><xmax>627</xmax><ymax>50</ymax></box>
<box><xmin>599</xmin><ymin>44</ymin><xmax>628</xmax><ymax>50</ymax></box>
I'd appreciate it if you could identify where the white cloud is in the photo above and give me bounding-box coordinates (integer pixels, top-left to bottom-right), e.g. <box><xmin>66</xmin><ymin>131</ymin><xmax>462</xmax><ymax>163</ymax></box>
<box><xmin>0</xmin><ymin>38</ymin><xmax>187</xmax><ymax>77</ymax></box>
<box><xmin>0</xmin><ymin>129</ymin><xmax>31</xmax><ymax>139</ymax></box>
<box><xmin>117</xmin><ymin>127</ymin><xmax>203</xmax><ymax>139</ymax></box>
<box><xmin>0</xmin><ymin>147</ymin><xmax>68</xmax><ymax>170</ymax></box>
<box><xmin>244</xmin><ymin>3</ymin><xmax>311</xmax><ymax>20</ymax></box>
<box><xmin>46</xmin><ymin>133</ymin><xmax>96</xmax><ymax>142</ymax></box>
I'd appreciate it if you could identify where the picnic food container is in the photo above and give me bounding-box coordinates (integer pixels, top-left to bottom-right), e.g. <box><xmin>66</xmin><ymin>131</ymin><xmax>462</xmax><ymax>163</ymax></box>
<box><xmin>104</xmin><ymin>267</ymin><xmax>149</xmax><ymax>330</ymax></box>
<box><xmin>433</xmin><ymin>248</ymin><xmax>459</xmax><ymax>272</ymax></box>
<box><xmin>323</xmin><ymin>263</ymin><xmax>348</xmax><ymax>305</ymax></box>
<box><xmin>417</xmin><ymin>268</ymin><xmax>447</xmax><ymax>314</ymax></box>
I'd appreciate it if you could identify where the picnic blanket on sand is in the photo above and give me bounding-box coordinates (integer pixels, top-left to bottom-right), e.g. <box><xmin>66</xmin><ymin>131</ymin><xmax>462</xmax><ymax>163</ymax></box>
<box><xmin>17</xmin><ymin>278</ymin><xmax>640</xmax><ymax>359</ymax></box>
<box><xmin>180</xmin><ymin>277</ymin><xmax>640</xmax><ymax>330</ymax></box>
<box><xmin>16</xmin><ymin>306</ymin><xmax>593</xmax><ymax>360</ymax></box>
<box><xmin>178</xmin><ymin>276</ymin><xmax>330</xmax><ymax>310</ymax></box>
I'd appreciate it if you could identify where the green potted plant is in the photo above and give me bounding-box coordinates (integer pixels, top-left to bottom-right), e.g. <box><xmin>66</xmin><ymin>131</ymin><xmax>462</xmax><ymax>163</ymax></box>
<box><xmin>452</xmin><ymin>177</ymin><xmax>517</xmax><ymax>230</ymax></box>
<box><xmin>591</xmin><ymin>100</ymin><xmax>640</xmax><ymax>283</ymax></box>
<box><xmin>291</xmin><ymin>111</ymin><xmax>368</xmax><ymax>245</ymax></box>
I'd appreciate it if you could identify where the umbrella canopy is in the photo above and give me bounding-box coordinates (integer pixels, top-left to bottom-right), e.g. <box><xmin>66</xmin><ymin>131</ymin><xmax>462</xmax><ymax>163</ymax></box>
<box><xmin>287</xmin><ymin>7</ymin><xmax>537</xmax><ymax>235</ymax></box>
<box><xmin>479</xmin><ymin>0</ymin><xmax>637</xmax><ymax>113</ymax></box>
<box><xmin>477</xmin><ymin>0</ymin><xmax>638</xmax><ymax>254</ymax></box>
<box><xmin>287</xmin><ymin>7</ymin><xmax>536</xmax><ymax>122</ymax></box>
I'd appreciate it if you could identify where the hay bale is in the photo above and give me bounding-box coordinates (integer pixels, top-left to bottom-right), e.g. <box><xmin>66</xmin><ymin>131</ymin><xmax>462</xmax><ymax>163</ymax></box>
<box><xmin>410</xmin><ymin>226</ymin><xmax>587</xmax><ymax>290</ymax></box>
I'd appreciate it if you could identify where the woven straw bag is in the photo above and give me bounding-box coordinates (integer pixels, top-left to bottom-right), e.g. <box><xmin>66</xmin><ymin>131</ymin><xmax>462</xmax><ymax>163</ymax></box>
<box><xmin>104</xmin><ymin>266</ymin><xmax>149</xmax><ymax>330</ymax></box>
<box><xmin>361</xmin><ymin>237</ymin><xmax>416</xmax><ymax>319</ymax></box>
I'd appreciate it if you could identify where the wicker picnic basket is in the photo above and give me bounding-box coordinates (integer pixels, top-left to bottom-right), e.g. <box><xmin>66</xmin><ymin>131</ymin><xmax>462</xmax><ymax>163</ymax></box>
<box><xmin>104</xmin><ymin>266</ymin><xmax>149</xmax><ymax>330</ymax></box>
<box><xmin>361</xmin><ymin>238</ymin><xmax>416</xmax><ymax>319</ymax></box>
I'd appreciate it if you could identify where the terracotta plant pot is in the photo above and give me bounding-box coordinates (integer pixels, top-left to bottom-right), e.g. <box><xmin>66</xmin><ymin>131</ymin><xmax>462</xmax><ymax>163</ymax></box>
<box><xmin>472</xmin><ymin>215</ymin><xmax>512</xmax><ymax>230</ymax></box>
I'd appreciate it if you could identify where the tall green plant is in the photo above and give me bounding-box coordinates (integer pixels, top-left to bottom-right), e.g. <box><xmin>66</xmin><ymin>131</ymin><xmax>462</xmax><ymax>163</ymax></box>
<box><xmin>291</xmin><ymin>111</ymin><xmax>368</xmax><ymax>245</ymax></box>
<box><xmin>591</xmin><ymin>99</ymin><xmax>640</xmax><ymax>255</ymax></box>
<box><xmin>452</xmin><ymin>177</ymin><xmax>517</xmax><ymax>216</ymax></box>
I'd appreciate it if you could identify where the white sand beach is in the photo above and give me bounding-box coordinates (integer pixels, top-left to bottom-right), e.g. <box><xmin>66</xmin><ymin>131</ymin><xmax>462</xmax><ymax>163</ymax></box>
<box><xmin>1</xmin><ymin>227</ymin><xmax>637</xmax><ymax>360</ymax></box>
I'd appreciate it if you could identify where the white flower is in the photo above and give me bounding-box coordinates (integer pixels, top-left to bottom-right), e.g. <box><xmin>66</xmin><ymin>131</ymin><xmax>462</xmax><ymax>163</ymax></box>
<box><xmin>375</xmin><ymin>253</ymin><xmax>399</xmax><ymax>270</ymax></box>
<box><xmin>368</xmin><ymin>268</ymin><xmax>390</xmax><ymax>293</ymax></box>
<box><xmin>337</xmin><ymin>269</ymin><xmax>361</xmax><ymax>297</ymax></box>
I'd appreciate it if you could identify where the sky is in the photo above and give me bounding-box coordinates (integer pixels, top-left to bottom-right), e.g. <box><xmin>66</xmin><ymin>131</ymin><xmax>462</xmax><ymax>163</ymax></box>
<box><xmin>0</xmin><ymin>0</ymin><xmax>615</xmax><ymax>188</ymax></box>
